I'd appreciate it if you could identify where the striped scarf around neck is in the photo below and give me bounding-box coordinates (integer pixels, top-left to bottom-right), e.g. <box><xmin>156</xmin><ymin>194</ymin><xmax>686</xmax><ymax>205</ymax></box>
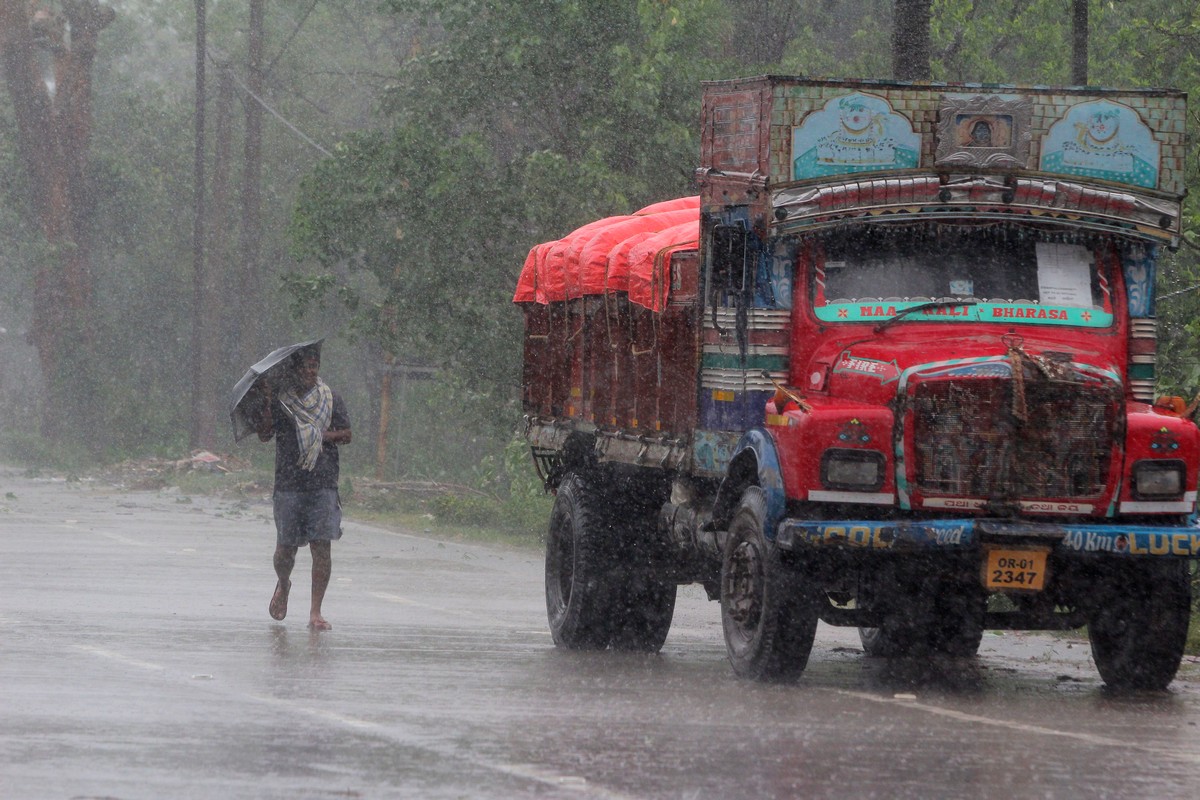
<box><xmin>279</xmin><ymin>378</ymin><xmax>333</xmax><ymax>471</ymax></box>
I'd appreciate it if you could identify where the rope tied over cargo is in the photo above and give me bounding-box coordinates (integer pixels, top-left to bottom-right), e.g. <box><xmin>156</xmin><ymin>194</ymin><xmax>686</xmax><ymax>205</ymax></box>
<box><xmin>1006</xmin><ymin>339</ymin><xmax>1029</xmax><ymax>422</ymax></box>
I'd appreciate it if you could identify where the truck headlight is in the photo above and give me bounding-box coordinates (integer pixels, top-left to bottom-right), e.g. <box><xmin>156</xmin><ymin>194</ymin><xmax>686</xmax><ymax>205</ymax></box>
<box><xmin>821</xmin><ymin>449</ymin><xmax>885</xmax><ymax>491</ymax></box>
<box><xmin>1132</xmin><ymin>459</ymin><xmax>1185</xmax><ymax>499</ymax></box>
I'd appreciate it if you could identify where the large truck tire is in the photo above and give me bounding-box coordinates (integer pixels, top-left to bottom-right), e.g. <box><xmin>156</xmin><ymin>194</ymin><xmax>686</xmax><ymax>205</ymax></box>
<box><xmin>856</xmin><ymin>565</ymin><xmax>921</xmax><ymax>657</ymax></box>
<box><xmin>928</xmin><ymin>583</ymin><xmax>986</xmax><ymax>657</ymax></box>
<box><xmin>720</xmin><ymin>487</ymin><xmax>819</xmax><ymax>681</ymax></box>
<box><xmin>605</xmin><ymin>477</ymin><xmax>676</xmax><ymax>652</ymax></box>
<box><xmin>608</xmin><ymin>574</ymin><xmax>676</xmax><ymax>652</ymax></box>
<box><xmin>545</xmin><ymin>473</ymin><xmax>614</xmax><ymax>649</ymax></box>
<box><xmin>1087</xmin><ymin>558</ymin><xmax>1191</xmax><ymax>691</ymax></box>
<box><xmin>858</xmin><ymin>570</ymin><xmax>984</xmax><ymax>658</ymax></box>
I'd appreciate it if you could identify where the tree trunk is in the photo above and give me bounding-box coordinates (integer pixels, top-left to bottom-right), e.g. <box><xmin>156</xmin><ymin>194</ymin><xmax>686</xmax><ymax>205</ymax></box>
<box><xmin>892</xmin><ymin>0</ymin><xmax>932</xmax><ymax>81</ymax></box>
<box><xmin>0</xmin><ymin>0</ymin><xmax>114</xmax><ymax>446</ymax></box>
<box><xmin>376</xmin><ymin>354</ymin><xmax>394</xmax><ymax>480</ymax></box>
<box><xmin>211</xmin><ymin>67</ymin><xmax>238</xmax><ymax>381</ymax></box>
<box><xmin>1071</xmin><ymin>0</ymin><xmax>1088</xmax><ymax>85</ymax></box>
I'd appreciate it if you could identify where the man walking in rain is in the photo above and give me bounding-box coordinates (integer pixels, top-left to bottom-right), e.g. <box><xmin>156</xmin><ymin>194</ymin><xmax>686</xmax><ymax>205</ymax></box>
<box><xmin>255</xmin><ymin>347</ymin><xmax>351</xmax><ymax>630</ymax></box>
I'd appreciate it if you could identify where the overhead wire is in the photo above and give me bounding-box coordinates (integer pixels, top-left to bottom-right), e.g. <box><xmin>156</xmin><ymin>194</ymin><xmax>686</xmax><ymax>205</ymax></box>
<box><xmin>206</xmin><ymin>46</ymin><xmax>332</xmax><ymax>159</ymax></box>
<box><xmin>202</xmin><ymin>0</ymin><xmax>395</xmax><ymax>160</ymax></box>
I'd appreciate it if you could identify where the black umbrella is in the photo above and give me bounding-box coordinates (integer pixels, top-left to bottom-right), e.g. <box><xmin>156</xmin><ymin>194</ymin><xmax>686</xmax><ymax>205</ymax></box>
<box><xmin>229</xmin><ymin>338</ymin><xmax>324</xmax><ymax>442</ymax></box>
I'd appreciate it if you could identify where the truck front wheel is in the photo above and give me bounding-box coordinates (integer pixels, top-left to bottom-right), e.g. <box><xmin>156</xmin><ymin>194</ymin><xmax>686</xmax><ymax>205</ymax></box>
<box><xmin>1087</xmin><ymin>558</ymin><xmax>1191</xmax><ymax>691</ymax></box>
<box><xmin>720</xmin><ymin>487</ymin><xmax>819</xmax><ymax>681</ymax></box>
<box><xmin>545</xmin><ymin>473</ymin><xmax>612</xmax><ymax>649</ymax></box>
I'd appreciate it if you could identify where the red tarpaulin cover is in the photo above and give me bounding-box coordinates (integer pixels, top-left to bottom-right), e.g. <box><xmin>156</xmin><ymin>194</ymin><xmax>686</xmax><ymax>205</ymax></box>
<box><xmin>626</xmin><ymin>221</ymin><xmax>700</xmax><ymax>312</ymax></box>
<box><xmin>634</xmin><ymin>195</ymin><xmax>699</xmax><ymax>215</ymax></box>
<box><xmin>513</xmin><ymin>199</ymin><xmax>699</xmax><ymax>308</ymax></box>
<box><xmin>602</xmin><ymin>230</ymin><xmax>661</xmax><ymax>293</ymax></box>
<box><xmin>575</xmin><ymin>209</ymin><xmax>696</xmax><ymax>296</ymax></box>
<box><xmin>512</xmin><ymin>242</ymin><xmax>547</xmax><ymax>303</ymax></box>
<box><xmin>530</xmin><ymin>215</ymin><xmax>633</xmax><ymax>303</ymax></box>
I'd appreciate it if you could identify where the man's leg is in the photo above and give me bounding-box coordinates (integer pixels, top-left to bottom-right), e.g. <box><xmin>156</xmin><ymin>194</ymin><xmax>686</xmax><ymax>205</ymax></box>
<box><xmin>271</xmin><ymin>544</ymin><xmax>297</xmax><ymax>620</ymax></box>
<box><xmin>309</xmin><ymin>540</ymin><xmax>332</xmax><ymax>630</ymax></box>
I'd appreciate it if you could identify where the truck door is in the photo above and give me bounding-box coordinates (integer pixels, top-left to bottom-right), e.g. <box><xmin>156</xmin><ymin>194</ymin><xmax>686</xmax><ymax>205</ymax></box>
<box><xmin>698</xmin><ymin>215</ymin><xmax>791</xmax><ymax>464</ymax></box>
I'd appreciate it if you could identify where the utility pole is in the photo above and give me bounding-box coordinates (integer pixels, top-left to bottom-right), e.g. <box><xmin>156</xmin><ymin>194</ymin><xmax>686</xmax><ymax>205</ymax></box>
<box><xmin>238</xmin><ymin>0</ymin><xmax>266</xmax><ymax>364</ymax></box>
<box><xmin>190</xmin><ymin>0</ymin><xmax>216</xmax><ymax>450</ymax></box>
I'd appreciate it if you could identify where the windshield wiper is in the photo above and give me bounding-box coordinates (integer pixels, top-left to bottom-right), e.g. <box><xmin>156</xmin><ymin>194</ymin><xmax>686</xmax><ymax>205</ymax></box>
<box><xmin>873</xmin><ymin>299</ymin><xmax>978</xmax><ymax>333</ymax></box>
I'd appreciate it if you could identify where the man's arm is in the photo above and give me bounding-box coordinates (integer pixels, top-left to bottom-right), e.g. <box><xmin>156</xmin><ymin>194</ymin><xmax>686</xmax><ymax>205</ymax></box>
<box><xmin>325</xmin><ymin>392</ymin><xmax>351</xmax><ymax>445</ymax></box>
<box><xmin>324</xmin><ymin>427</ymin><xmax>352</xmax><ymax>445</ymax></box>
<box><xmin>255</xmin><ymin>385</ymin><xmax>275</xmax><ymax>442</ymax></box>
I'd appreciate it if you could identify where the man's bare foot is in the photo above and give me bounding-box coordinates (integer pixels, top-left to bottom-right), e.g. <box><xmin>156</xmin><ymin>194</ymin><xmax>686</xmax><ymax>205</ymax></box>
<box><xmin>309</xmin><ymin>615</ymin><xmax>332</xmax><ymax>631</ymax></box>
<box><xmin>269</xmin><ymin>579</ymin><xmax>291</xmax><ymax>620</ymax></box>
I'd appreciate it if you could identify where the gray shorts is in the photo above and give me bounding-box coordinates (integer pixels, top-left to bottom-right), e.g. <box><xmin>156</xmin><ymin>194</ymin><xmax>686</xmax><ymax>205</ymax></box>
<box><xmin>273</xmin><ymin>489</ymin><xmax>343</xmax><ymax>547</ymax></box>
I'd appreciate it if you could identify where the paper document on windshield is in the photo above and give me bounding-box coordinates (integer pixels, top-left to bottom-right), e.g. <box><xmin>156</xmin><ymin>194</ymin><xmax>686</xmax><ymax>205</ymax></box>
<box><xmin>1036</xmin><ymin>243</ymin><xmax>1093</xmax><ymax>307</ymax></box>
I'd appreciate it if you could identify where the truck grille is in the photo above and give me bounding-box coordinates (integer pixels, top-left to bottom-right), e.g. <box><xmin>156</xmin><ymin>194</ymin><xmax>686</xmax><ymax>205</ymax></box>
<box><xmin>911</xmin><ymin>378</ymin><xmax>1117</xmax><ymax>500</ymax></box>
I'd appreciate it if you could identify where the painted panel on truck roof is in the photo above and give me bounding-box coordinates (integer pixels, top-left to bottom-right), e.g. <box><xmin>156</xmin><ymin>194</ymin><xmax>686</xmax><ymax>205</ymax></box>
<box><xmin>701</xmin><ymin>77</ymin><xmax>1187</xmax><ymax>197</ymax></box>
<box><xmin>790</xmin><ymin>92</ymin><xmax>920</xmax><ymax>180</ymax></box>
<box><xmin>1040</xmin><ymin>100</ymin><xmax>1160</xmax><ymax>188</ymax></box>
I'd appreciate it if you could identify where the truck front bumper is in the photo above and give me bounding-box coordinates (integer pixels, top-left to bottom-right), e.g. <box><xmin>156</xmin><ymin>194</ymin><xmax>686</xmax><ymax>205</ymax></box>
<box><xmin>775</xmin><ymin>518</ymin><xmax>1200</xmax><ymax>558</ymax></box>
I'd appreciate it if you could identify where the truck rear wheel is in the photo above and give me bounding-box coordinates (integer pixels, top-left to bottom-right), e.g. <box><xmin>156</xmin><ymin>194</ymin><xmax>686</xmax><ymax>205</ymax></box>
<box><xmin>720</xmin><ymin>487</ymin><xmax>819</xmax><ymax>681</ymax></box>
<box><xmin>1087</xmin><ymin>558</ymin><xmax>1191</xmax><ymax>691</ymax></box>
<box><xmin>545</xmin><ymin>473</ymin><xmax>613</xmax><ymax>649</ymax></box>
<box><xmin>608</xmin><ymin>574</ymin><xmax>676</xmax><ymax>652</ymax></box>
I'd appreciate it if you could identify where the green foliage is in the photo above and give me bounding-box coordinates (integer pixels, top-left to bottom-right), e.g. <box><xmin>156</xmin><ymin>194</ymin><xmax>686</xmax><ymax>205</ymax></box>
<box><xmin>287</xmin><ymin>0</ymin><xmax>730</xmax><ymax>455</ymax></box>
<box><xmin>779</xmin><ymin>0</ymin><xmax>892</xmax><ymax>77</ymax></box>
<box><xmin>289</xmin><ymin>122</ymin><xmax>523</xmax><ymax>404</ymax></box>
<box><xmin>0</xmin><ymin>427</ymin><xmax>97</xmax><ymax>473</ymax></box>
<box><xmin>428</xmin><ymin>492</ymin><xmax>495</xmax><ymax>526</ymax></box>
<box><xmin>429</xmin><ymin>490</ymin><xmax>552</xmax><ymax>536</ymax></box>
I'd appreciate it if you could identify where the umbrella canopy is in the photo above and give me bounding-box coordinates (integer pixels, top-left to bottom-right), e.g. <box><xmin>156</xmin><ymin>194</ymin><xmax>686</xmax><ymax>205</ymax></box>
<box><xmin>229</xmin><ymin>338</ymin><xmax>323</xmax><ymax>442</ymax></box>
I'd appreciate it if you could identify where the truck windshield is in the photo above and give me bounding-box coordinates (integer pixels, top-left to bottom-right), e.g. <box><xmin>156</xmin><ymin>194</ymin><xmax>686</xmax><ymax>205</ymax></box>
<box><xmin>811</xmin><ymin>225</ymin><xmax>1114</xmax><ymax>328</ymax></box>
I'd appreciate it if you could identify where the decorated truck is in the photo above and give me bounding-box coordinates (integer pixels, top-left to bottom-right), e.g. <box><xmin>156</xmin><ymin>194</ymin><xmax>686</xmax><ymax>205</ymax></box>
<box><xmin>513</xmin><ymin>76</ymin><xmax>1197</xmax><ymax>689</ymax></box>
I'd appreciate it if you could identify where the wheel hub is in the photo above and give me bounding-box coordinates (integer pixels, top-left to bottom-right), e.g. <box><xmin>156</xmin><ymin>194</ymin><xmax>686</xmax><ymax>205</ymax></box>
<box><xmin>725</xmin><ymin>539</ymin><xmax>763</xmax><ymax>630</ymax></box>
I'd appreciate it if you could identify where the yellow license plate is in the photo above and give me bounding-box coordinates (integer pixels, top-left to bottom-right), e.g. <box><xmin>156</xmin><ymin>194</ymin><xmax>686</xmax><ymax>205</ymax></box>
<box><xmin>983</xmin><ymin>548</ymin><xmax>1049</xmax><ymax>592</ymax></box>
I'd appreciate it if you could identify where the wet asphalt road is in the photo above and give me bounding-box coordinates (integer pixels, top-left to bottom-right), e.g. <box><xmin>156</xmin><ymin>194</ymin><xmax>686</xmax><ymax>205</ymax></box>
<box><xmin>4</xmin><ymin>466</ymin><xmax>1200</xmax><ymax>800</ymax></box>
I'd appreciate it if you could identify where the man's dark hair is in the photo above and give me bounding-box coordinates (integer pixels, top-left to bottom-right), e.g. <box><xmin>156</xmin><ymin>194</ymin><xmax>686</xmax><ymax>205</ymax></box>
<box><xmin>289</xmin><ymin>348</ymin><xmax>321</xmax><ymax>368</ymax></box>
